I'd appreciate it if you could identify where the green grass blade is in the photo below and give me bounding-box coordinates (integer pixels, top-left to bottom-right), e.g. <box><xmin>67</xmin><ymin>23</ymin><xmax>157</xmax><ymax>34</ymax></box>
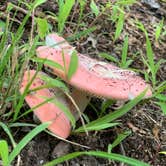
<box><xmin>0</xmin><ymin>140</ymin><xmax>9</xmax><ymax>166</ymax></box>
<box><xmin>155</xmin><ymin>18</ymin><xmax>164</xmax><ymax>42</ymax></box>
<box><xmin>155</xmin><ymin>94</ymin><xmax>166</xmax><ymax>101</ymax></box>
<box><xmin>155</xmin><ymin>102</ymin><xmax>166</xmax><ymax>115</ymax></box>
<box><xmin>32</xmin><ymin>57</ymin><xmax>64</xmax><ymax>70</ymax></box>
<box><xmin>114</xmin><ymin>9</ymin><xmax>125</xmax><ymax>41</ymax></box>
<box><xmin>67</xmin><ymin>50</ymin><xmax>78</xmax><ymax>80</ymax></box>
<box><xmin>76</xmin><ymin>89</ymin><xmax>147</xmax><ymax>131</ymax></box>
<box><xmin>44</xmin><ymin>151</ymin><xmax>149</xmax><ymax>166</ymax></box>
<box><xmin>32</xmin><ymin>0</ymin><xmax>47</xmax><ymax>9</ymax></box>
<box><xmin>36</xmin><ymin>18</ymin><xmax>49</xmax><ymax>39</ymax></box>
<box><xmin>8</xmin><ymin>122</ymin><xmax>50</xmax><ymax>164</ymax></box>
<box><xmin>0</xmin><ymin>122</ymin><xmax>16</xmax><ymax>148</ymax></box>
<box><xmin>40</xmin><ymin>96</ymin><xmax>76</xmax><ymax>129</ymax></box>
<box><xmin>159</xmin><ymin>151</ymin><xmax>166</xmax><ymax>155</ymax></box>
<box><xmin>90</xmin><ymin>0</ymin><xmax>100</xmax><ymax>17</ymax></box>
<box><xmin>39</xmin><ymin>74</ymin><xmax>69</xmax><ymax>92</ymax></box>
<box><xmin>108</xmin><ymin>130</ymin><xmax>131</xmax><ymax>152</ymax></box>
<box><xmin>121</xmin><ymin>35</ymin><xmax>128</xmax><ymax>68</ymax></box>
<box><xmin>74</xmin><ymin>123</ymin><xmax>119</xmax><ymax>133</ymax></box>
<box><xmin>99</xmin><ymin>53</ymin><xmax>118</xmax><ymax>63</ymax></box>
<box><xmin>50</xmin><ymin>99</ymin><xmax>76</xmax><ymax>129</ymax></box>
<box><xmin>58</xmin><ymin>0</ymin><xmax>75</xmax><ymax>33</ymax></box>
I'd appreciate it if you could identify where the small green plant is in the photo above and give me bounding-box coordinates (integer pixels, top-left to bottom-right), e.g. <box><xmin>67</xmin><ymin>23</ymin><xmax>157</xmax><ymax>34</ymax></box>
<box><xmin>110</xmin><ymin>0</ymin><xmax>136</xmax><ymax>40</ymax></box>
<box><xmin>154</xmin><ymin>18</ymin><xmax>164</xmax><ymax>43</ymax></box>
<box><xmin>0</xmin><ymin>122</ymin><xmax>50</xmax><ymax>166</ymax></box>
<box><xmin>99</xmin><ymin>35</ymin><xmax>133</xmax><ymax>68</ymax></box>
<box><xmin>90</xmin><ymin>0</ymin><xmax>100</xmax><ymax>17</ymax></box>
<box><xmin>135</xmin><ymin>21</ymin><xmax>165</xmax><ymax>88</ymax></box>
<box><xmin>57</xmin><ymin>0</ymin><xmax>75</xmax><ymax>34</ymax></box>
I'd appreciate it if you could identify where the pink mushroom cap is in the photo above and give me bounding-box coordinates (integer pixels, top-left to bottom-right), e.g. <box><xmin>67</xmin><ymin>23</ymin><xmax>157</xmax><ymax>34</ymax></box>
<box><xmin>36</xmin><ymin>33</ymin><xmax>152</xmax><ymax>100</ymax></box>
<box><xmin>20</xmin><ymin>70</ymin><xmax>71</xmax><ymax>138</ymax></box>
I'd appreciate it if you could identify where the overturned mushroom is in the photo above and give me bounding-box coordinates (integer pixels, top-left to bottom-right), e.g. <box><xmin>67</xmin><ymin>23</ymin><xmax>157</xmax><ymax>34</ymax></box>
<box><xmin>20</xmin><ymin>70</ymin><xmax>88</xmax><ymax>138</ymax></box>
<box><xmin>36</xmin><ymin>33</ymin><xmax>152</xmax><ymax>100</ymax></box>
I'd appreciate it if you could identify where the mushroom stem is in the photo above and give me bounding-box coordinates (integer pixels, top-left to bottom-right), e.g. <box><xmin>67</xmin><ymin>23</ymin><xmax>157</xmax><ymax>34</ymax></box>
<box><xmin>70</xmin><ymin>88</ymin><xmax>90</xmax><ymax>120</ymax></box>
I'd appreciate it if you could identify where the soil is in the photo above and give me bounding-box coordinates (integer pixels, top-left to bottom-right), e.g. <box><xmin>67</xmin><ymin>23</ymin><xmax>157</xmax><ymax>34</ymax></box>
<box><xmin>0</xmin><ymin>0</ymin><xmax>166</xmax><ymax>166</ymax></box>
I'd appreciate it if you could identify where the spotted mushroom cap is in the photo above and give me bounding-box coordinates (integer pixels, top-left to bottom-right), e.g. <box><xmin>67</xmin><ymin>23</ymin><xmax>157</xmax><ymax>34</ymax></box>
<box><xmin>36</xmin><ymin>34</ymin><xmax>152</xmax><ymax>100</ymax></box>
<box><xmin>20</xmin><ymin>70</ymin><xmax>71</xmax><ymax>138</ymax></box>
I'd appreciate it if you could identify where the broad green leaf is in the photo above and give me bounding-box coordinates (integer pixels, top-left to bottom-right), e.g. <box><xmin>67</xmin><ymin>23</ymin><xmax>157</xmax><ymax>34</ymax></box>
<box><xmin>67</xmin><ymin>50</ymin><xmax>78</xmax><ymax>80</ymax></box>
<box><xmin>8</xmin><ymin>122</ymin><xmax>50</xmax><ymax>164</ymax></box>
<box><xmin>0</xmin><ymin>140</ymin><xmax>9</xmax><ymax>166</ymax></box>
<box><xmin>36</xmin><ymin>18</ymin><xmax>48</xmax><ymax>39</ymax></box>
<box><xmin>90</xmin><ymin>0</ymin><xmax>100</xmax><ymax>17</ymax></box>
<box><xmin>44</xmin><ymin>151</ymin><xmax>149</xmax><ymax>166</ymax></box>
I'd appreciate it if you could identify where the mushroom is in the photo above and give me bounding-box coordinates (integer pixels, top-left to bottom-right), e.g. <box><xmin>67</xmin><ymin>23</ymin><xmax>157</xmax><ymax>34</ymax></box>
<box><xmin>20</xmin><ymin>33</ymin><xmax>152</xmax><ymax>138</ymax></box>
<box><xmin>20</xmin><ymin>70</ymin><xmax>74</xmax><ymax>138</ymax></box>
<box><xmin>36</xmin><ymin>33</ymin><xmax>152</xmax><ymax>101</ymax></box>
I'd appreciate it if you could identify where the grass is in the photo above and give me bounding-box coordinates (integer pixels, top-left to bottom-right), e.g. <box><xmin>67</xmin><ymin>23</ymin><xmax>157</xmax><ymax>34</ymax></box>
<box><xmin>0</xmin><ymin>0</ymin><xmax>166</xmax><ymax>166</ymax></box>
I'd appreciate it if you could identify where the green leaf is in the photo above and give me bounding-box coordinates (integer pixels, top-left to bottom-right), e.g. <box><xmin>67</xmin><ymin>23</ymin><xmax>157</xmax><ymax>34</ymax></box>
<box><xmin>67</xmin><ymin>50</ymin><xmax>78</xmax><ymax>80</ymax></box>
<box><xmin>36</xmin><ymin>18</ymin><xmax>48</xmax><ymax>39</ymax></box>
<box><xmin>76</xmin><ymin>89</ymin><xmax>146</xmax><ymax>131</ymax></box>
<box><xmin>44</xmin><ymin>151</ymin><xmax>149</xmax><ymax>166</ymax></box>
<box><xmin>155</xmin><ymin>94</ymin><xmax>166</xmax><ymax>101</ymax></box>
<box><xmin>0</xmin><ymin>122</ymin><xmax>16</xmax><ymax>148</ymax></box>
<box><xmin>33</xmin><ymin>0</ymin><xmax>47</xmax><ymax>9</ymax></box>
<box><xmin>159</xmin><ymin>151</ymin><xmax>166</xmax><ymax>155</ymax></box>
<box><xmin>39</xmin><ymin>74</ymin><xmax>68</xmax><ymax>92</ymax></box>
<box><xmin>67</xmin><ymin>26</ymin><xmax>96</xmax><ymax>41</ymax></box>
<box><xmin>32</xmin><ymin>57</ymin><xmax>64</xmax><ymax>70</ymax></box>
<box><xmin>90</xmin><ymin>0</ymin><xmax>100</xmax><ymax>17</ymax></box>
<box><xmin>155</xmin><ymin>19</ymin><xmax>164</xmax><ymax>42</ymax></box>
<box><xmin>115</xmin><ymin>0</ymin><xmax>136</xmax><ymax>5</ymax></box>
<box><xmin>114</xmin><ymin>9</ymin><xmax>125</xmax><ymax>40</ymax></box>
<box><xmin>58</xmin><ymin>0</ymin><xmax>75</xmax><ymax>33</ymax></box>
<box><xmin>49</xmin><ymin>99</ymin><xmax>76</xmax><ymax>129</ymax></box>
<box><xmin>121</xmin><ymin>35</ymin><xmax>128</xmax><ymax>68</ymax></box>
<box><xmin>155</xmin><ymin>102</ymin><xmax>166</xmax><ymax>115</ymax></box>
<box><xmin>0</xmin><ymin>140</ymin><xmax>9</xmax><ymax>166</ymax></box>
<box><xmin>8</xmin><ymin>122</ymin><xmax>50</xmax><ymax>164</ymax></box>
<box><xmin>108</xmin><ymin>130</ymin><xmax>131</xmax><ymax>152</ymax></box>
<box><xmin>75</xmin><ymin>123</ymin><xmax>119</xmax><ymax>132</ymax></box>
<box><xmin>40</xmin><ymin>96</ymin><xmax>76</xmax><ymax>129</ymax></box>
<box><xmin>99</xmin><ymin>53</ymin><xmax>118</xmax><ymax>63</ymax></box>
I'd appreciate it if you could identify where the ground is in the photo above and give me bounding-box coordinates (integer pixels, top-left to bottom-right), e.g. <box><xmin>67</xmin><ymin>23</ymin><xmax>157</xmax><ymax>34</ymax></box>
<box><xmin>0</xmin><ymin>0</ymin><xmax>166</xmax><ymax>166</ymax></box>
